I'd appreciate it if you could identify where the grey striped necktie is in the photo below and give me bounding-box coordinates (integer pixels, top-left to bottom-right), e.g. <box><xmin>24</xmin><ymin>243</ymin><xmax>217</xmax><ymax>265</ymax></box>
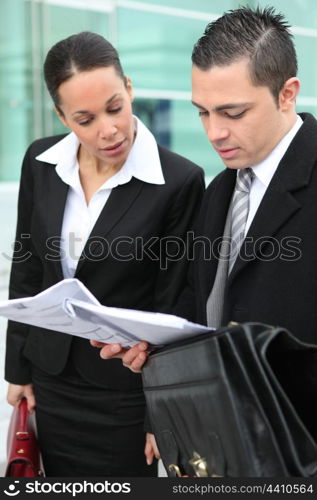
<box><xmin>228</xmin><ymin>168</ymin><xmax>253</xmax><ymax>274</ymax></box>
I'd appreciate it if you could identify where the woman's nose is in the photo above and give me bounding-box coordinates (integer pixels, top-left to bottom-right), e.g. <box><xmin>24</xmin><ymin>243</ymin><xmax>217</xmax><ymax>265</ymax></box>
<box><xmin>99</xmin><ymin>117</ymin><xmax>118</xmax><ymax>139</ymax></box>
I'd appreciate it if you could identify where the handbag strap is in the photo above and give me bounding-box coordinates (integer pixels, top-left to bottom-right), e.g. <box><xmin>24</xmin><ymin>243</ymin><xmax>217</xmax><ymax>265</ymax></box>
<box><xmin>17</xmin><ymin>399</ymin><xmax>29</xmax><ymax>433</ymax></box>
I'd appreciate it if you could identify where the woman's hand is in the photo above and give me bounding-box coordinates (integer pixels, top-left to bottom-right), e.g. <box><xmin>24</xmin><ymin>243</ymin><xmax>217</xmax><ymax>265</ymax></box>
<box><xmin>144</xmin><ymin>432</ymin><xmax>160</xmax><ymax>465</ymax></box>
<box><xmin>7</xmin><ymin>383</ymin><xmax>36</xmax><ymax>412</ymax></box>
<box><xmin>91</xmin><ymin>340</ymin><xmax>150</xmax><ymax>373</ymax></box>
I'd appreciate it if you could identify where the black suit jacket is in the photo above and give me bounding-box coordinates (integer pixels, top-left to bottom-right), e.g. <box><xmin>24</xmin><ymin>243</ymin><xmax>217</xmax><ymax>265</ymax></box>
<box><xmin>5</xmin><ymin>134</ymin><xmax>204</xmax><ymax>389</ymax></box>
<box><xmin>177</xmin><ymin>113</ymin><xmax>317</xmax><ymax>344</ymax></box>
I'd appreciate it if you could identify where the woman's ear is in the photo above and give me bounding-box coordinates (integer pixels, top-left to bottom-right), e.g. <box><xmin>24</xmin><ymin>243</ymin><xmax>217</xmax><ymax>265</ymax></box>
<box><xmin>124</xmin><ymin>76</ymin><xmax>134</xmax><ymax>102</ymax></box>
<box><xmin>54</xmin><ymin>104</ymin><xmax>69</xmax><ymax>128</ymax></box>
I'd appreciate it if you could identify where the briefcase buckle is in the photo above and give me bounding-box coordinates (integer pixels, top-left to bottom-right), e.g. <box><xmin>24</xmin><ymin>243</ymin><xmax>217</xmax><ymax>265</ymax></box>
<box><xmin>189</xmin><ymin>451</ymin><xmax>222</xmax><ymax>477</ymax></box>
<box><xmin>189</xmin><ymin>451</ymin><xmax>209</xmax><ymax>477</ymax></box>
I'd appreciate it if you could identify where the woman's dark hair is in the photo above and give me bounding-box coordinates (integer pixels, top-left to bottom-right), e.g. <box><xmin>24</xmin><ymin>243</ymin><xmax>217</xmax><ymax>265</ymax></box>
<box><xmin>44</xmin><ymin>31</ymin><xmax>125</xmax><ymax>110</ymax></box>
<box><xmin>192</xmin><ymin>6</ymin><xmax>297</xmax><ymax>104</ymax></box>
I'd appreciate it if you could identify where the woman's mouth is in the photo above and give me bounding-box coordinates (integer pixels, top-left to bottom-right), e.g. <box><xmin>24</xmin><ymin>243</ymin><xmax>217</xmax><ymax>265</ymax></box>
<box><xmin>100</xmin><ymin>139</ymin><xmax>126</xmax><ymax>156</ymax></box>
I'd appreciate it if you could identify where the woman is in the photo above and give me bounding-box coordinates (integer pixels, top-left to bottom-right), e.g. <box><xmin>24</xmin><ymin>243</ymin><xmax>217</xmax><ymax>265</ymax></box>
<box><xmin>5</xmin><ymin>32</ymin><xmax>204</xmax><ymax>477</ymax></box>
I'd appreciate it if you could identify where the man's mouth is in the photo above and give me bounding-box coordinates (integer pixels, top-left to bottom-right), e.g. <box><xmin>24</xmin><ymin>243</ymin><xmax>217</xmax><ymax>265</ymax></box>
<box><xmin>216</xmin><ymin>147</ymin><xmax>239</xmax><ymax>159</ymax></box>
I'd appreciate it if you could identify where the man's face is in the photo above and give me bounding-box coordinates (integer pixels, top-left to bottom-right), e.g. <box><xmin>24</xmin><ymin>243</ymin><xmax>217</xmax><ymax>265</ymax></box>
<box><xmin>192</xmin><ymin>59</ymin><xmax>290</xmax><ymax>169</ymax></box>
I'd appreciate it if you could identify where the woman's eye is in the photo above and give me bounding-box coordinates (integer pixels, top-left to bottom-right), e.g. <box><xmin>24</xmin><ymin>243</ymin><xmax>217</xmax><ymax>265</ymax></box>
<box><xmin>77</xmin><ymin>117</ymin><xmax>93</xmax><ymax>126</ymax></box>
<box><xmin>108</xmin><ymin>107</ymin><xmax>122</xmax><ymax>114</ymax></box>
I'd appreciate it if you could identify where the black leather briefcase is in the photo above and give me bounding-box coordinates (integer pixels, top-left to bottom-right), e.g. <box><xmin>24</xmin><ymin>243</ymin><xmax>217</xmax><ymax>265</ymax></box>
<box><xmin>142</xmin><ymin>322</ymin><xmax>317</xmax><ymax>477</ymax></box>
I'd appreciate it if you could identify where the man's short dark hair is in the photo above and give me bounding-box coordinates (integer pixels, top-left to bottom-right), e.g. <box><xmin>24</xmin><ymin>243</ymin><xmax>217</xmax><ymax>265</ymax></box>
<box><xmin>192</xmin><ymin>6</ymin><xmax>298</xmax><ymax>103</ymax></box>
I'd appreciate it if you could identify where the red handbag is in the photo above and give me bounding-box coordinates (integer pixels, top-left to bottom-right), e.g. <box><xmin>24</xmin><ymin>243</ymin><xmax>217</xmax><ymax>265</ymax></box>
<box><xmin>5</xmin><ymin>398</ymin><xmax>44</xmax><ymax>477</ymax></box>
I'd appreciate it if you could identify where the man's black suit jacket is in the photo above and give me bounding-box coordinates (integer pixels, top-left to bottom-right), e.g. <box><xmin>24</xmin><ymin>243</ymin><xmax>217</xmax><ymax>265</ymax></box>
<box><xmin>5</xmin><ymin>134</ymin><xmax>204</xmax><ymax>389</ymax></box>
<box><xmin>177</xmin><ymin>113</ymin><xmax>317</xmax><ymax>344</ymax></box>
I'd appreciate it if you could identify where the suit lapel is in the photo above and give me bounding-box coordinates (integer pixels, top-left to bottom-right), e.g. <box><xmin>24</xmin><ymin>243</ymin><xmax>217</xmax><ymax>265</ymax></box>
<box><xmin>229</xmin><ymin>112</ymin><xmax>317</xmax><ymax>282</ymax></box>
<box><xmin>76</xmin><ymin>177</ymin><xmax>143</xmax><ymax>273</ymax></box>
<box><xmin>46</xmin><ymin>167</ymin><xmax>69</xmax><ymax>280</ymax></box>
<box><xmin>228</xmin><ymin>187</ymin><xmax>301</xmax><ymax>281</ymax></box>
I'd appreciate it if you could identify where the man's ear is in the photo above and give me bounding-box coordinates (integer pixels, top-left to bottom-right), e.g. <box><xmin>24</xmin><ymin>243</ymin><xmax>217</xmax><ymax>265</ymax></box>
<box><xmin>279</xmin><ymin>77</ymin><xmax>300</xmax><ymax>110</ymax></box>
<box><xmin>54</xmin><ymin>104</ymin><xmax>68</xmax><ymax>128</ymax></box>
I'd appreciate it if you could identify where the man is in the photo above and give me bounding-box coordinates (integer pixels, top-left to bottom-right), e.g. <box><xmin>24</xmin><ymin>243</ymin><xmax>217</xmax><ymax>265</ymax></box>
<box><xmin>94</xmin><ymin>6</ymin><xmax>317</xmax><ymax>462</ymax></box>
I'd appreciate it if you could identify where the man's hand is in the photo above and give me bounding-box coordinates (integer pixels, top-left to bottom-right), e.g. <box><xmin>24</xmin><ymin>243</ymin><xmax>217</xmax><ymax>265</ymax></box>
<box><xmin>7</xmin><ymin>383</ymin><xmax>36</xmax><ymax>412</ymax></box>
<box><xmin>90</xmin><ymin>340</ymin><xmax>127</xmax><ymax>358</ymax></box>
<box><xmin>122</xmin><ymin>343</ymin><xmax>149</xmax><ymax>373</ymax></box>
<box><xmin>91</xmin><ymin>340</ymin><xmax>150</xmax><ymax>373</ymax></box>
<box><xmin>145</xmin><ymin>432</ymin><xmax>160</xmax><ymax>465</ymax></box>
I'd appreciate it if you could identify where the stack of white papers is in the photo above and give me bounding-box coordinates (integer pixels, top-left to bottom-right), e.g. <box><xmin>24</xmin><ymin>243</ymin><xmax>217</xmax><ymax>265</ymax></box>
<box><xmin>0</xmin><ymin>279</ymin><xmax>212</xmax><ymax>347</ymax></box>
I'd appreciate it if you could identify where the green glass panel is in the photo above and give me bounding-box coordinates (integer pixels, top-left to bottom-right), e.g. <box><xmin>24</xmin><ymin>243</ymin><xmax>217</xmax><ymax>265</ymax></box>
<box><xmin>1</xmin><ymin>0</ymin><xmax>317</xmax><ymax>184</ymax></box>
<box><xmin>42</xmin><ymin>5</ymin><xmax>109</xmax><ymax>50</ymax></box>
<box><xmin>0</xmin><ymin>1</ymin><xmax>111</xmax><ymax>181</ymax></box>
<box><xmin>295</xmin><ymin>36</ymin><xmax>317</xmax><ymax>99</ymax></box>
<box><xmin>118</xmin><ymin>8</ymin><xmax>207</xmax><ymax>91</ymax></box>
<box><xmin>133</xmin><ymin>97</ymin><xmax>223</xmax><ymax>179</ymax></box>
<box><xmin>256</xmin><ymin>0</ymin><xmax>317</xmax><ymax>29</ymax></box>
<box><xmin>170</xmin><ymin>99</ymin><xmax>223</xmax><ymax>179</ymax></box>
<box><xmin>41</xmin><ymin>4</ymin><xmax>110</xmax><ymax>137</ymax></box>
<box><xmin>126</xmin><ymin>0</ymin><xmax>237</xmax><ymax>12</ymax></box>
<box><xmin>0</xmin><ymin>0</ymin><xmax>32</xmax><ymax>181</ymax></box>
<box><xmin>297</xmin><ymin>105</ymin><xmax>317</xmax><ymax>115</ymax></box>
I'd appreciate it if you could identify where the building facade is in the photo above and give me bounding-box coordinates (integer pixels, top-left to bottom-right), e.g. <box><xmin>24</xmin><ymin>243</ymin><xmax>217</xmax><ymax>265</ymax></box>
<box><xmin>1</xmin><ymin>0</ymin><xmax>317</xmax><ymax>182</ymax></box>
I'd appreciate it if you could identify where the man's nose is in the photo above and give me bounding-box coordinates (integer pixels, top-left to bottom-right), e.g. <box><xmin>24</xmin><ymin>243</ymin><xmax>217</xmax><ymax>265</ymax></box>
<box><xmin>206</xmin><ymin>118</ymin><xmax>229</xmax><ymax>144</ymax></box>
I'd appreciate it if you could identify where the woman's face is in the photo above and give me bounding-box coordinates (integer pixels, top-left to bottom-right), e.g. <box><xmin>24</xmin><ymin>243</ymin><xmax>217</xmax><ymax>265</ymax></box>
<box><xmin>56</xmin><ymin>66</ymin><xmax>135</xmax><ymax>170</ymax></box>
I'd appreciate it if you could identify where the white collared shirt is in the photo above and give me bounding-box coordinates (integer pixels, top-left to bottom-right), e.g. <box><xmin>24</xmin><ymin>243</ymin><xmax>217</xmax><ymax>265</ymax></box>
<box><xmin>244</xmin><ymin>115</ymin><xmax>303</xmax><ymax>235</ymax></box>
<box><xmin>36</xmin><ymin>116</ymin><xmax>165</xmax><ymax>277</ymax></box>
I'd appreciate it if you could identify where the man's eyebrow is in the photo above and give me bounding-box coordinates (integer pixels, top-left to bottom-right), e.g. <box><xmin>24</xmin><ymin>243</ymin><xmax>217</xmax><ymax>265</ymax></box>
<box><xmin>191</xmin><ymin>101</ymin><xmax>250</xmax><ymax>111</ymax></box>
<box><xmin>213</xmin><ymin>103</ymin><xmax>250</xmax><ymax>112</ymax></box>
<box><xmin>191</xmin><ymin>101</ymin><xmax>205</xmax><ymax>110</ymax></box>
<box><xmin>72</xmin><ymin>94</ymin><xmax>121</xmax><ymax>116</ymax></box>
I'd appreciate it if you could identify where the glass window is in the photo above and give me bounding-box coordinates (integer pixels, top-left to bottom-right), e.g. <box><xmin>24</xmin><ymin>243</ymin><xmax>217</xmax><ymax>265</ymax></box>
<box><xmin>117</xmin><ymin>7</ymin><xmax>207</xmax><ymax>91</ymax></box>
<box><xmin>0</xmin><ymin>0</ymin><xmax>111</xmax><ymax>181</ymax></box>
<box><xmin>133</xmin><ymin>98</ymin><xmax>222</xmax><ymax>179</ymax></box>
<box><xmin>1</xmin><ymin>0</ymin><xmax>317</xmax><ymax>184</ymax></box>
<box><xmin>170</xmin><ymin>100</ymin><xmax>222</xmax><ymax>178</ymax></box>
<box><xmin>256</xmin><ymin>0</ymin><xmax>317</xmax><ymax>29</ymax></box>
<box><xmin>0</xmin><ymin>0</ymin><xmax>32</xmax><ymax>181</ymax></box>
<box><xmin>131</xmin><ymin>0</ymin><xmax>238</xmax><ymax>12</ymax></box>
<box><xmin>41</xmin><ymin>4</ymin><xmax>110</xmax><ymax>50</ymax></box>
<box><xmin>295</xmin><ymin>36</ymin><xmax>317</xmax><ymax>98</ymax></box>
<box><xmin>40</xmin><ymin>2</ymin><xmax>111</xmax><ymax>138</ymax></box>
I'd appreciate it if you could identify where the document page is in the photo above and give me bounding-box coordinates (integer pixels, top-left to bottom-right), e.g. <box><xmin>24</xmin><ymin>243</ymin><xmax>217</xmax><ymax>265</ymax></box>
<box><xmin>66</xmin><ymin>298</ymin><xmax>211</xmax><ymax>347</ymax></box>
<box><xmin>0</xmin><ymin>278</ymin><xmax>212</xmax><ymax>347</ymax></box>
<box><xmin>0</xmin><ymin>279</ymin><xmax>101</xmax><ymax>334</ymax></box>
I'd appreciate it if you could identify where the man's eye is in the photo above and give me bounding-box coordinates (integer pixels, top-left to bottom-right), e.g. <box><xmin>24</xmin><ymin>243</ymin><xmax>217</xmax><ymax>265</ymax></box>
<box><xmin>198</xmin><ymin>110</ymin><xmax>208</xmax><ymax>117</ymax></box>
<box><xmin>226</xmin><ymin>110</ymin><xmax>246</xmax><ymax>119</ymax></box>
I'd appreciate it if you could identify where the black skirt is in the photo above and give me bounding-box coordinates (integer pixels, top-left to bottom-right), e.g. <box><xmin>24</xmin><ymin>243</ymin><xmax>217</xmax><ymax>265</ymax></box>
<box><xmin>31</xmin><ymin>357</ymin><xmax>157</xmax><ymax>477</ymax></box>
